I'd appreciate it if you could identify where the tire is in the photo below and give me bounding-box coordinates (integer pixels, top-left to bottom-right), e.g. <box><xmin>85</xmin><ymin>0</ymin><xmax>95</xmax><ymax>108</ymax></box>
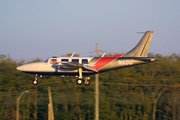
<box><xmin>33</xmin><ymin>80</ymin><xmax>38</xmax><ymax>85</ymax></box>
<box><xmin>77</xmin><ymin>79</ymin><xmax>83</xmax><ymax>85</ymax></box>
<box><xmin>84</xmin><ymin>80</ymin><xmax>90</xmax><ymax>86</ymax></box>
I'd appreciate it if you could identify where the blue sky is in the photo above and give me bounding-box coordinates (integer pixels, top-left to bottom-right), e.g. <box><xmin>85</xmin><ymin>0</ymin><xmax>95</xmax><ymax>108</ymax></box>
<box><xmin>0</xmin><ymin>1</ymin><xmax>180</xmax><ymax>61</ymax></box>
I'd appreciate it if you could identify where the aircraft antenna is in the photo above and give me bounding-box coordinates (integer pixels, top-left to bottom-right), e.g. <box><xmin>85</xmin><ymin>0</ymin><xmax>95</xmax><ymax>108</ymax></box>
<box><xmin>101</xmin><ymin>52</ymin><xmax>106</xmax><ymax>57</ymax></box>
<box><xmin>137</xmin><ymin>32</ymin><xmax>145</xmax><ymax>34</ymax></box>
<box><xmin>71</xmin><ymin>52</ymin><xmax>75</xmax><ymax>57</ymax></box>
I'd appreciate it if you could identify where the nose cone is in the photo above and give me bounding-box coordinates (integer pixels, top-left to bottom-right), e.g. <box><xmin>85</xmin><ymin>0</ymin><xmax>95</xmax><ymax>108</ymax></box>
<box><xmin>16</xmin><ymin>62</ymin><xmax>42</xmax><ymax>72</ymax></box>
<box><xmin>16</xmin><ymin>65</ymin><xmax>24</xmax><ymax>71</ymax></box>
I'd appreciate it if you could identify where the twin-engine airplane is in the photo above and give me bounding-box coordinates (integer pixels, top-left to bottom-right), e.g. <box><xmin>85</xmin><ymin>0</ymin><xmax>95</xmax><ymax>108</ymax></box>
<box><xmin>17</xmin><ymin>31</ymin><xmax>156</xmax><ymax>86</ymax></box>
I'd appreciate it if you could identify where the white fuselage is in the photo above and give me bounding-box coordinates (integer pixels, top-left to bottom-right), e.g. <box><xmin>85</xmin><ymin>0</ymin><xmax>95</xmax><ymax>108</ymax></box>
<box><xmin>17</xmin><ymin>57</ymin><xmax>94</xmax><ymax>76</ymax></box>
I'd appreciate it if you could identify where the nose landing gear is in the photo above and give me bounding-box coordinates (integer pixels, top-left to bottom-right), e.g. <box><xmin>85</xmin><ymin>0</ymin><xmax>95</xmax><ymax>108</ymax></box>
<box><xmin>33</xmin><ymin>74</ymin><xmax>38</xmax><ymax>85</ymax></box>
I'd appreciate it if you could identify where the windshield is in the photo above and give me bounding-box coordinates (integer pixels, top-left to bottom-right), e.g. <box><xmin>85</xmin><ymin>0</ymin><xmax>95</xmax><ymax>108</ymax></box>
<box><xmin>44</xmin><ymin>57</ymin><xmax>51</xmax><ymax>63</ymax></box>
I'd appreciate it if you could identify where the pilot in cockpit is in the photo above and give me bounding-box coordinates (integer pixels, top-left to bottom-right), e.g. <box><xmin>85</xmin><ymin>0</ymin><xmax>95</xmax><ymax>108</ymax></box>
<box><xmin>50</xmin><ymin>59</ymin><xmax>57</xmax><ymax>64</ymax></box>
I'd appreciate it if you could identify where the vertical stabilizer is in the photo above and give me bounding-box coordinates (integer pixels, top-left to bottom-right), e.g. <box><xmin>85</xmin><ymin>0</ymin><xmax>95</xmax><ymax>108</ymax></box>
<box><xmin>122</xmin><ymin>31</ymin><xmax>154</xmax><ymax>57</ymax></box>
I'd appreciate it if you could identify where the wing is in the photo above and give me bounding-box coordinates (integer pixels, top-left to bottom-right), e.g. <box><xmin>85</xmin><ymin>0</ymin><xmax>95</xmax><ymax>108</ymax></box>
<box><xmin>83</xmin><ymin>65</ymin><xmax>98</xmax><ymax>72</ymax></box>
<box><xmin>52</xmin><ymin>62</ymin><xmax>98</xmax><ymax>72</ymax></box>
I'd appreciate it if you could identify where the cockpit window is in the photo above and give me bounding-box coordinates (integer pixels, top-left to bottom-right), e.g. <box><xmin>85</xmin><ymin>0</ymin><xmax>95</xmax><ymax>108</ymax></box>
<box><xmin>50</xmin><ymin>59</ymin><xmax>57</xmax><ymax>64</ymax></box>
<box><xmin>44</xmin><ymin>57</ymin><xmax>50</xmax><ymax>63</ymax></box>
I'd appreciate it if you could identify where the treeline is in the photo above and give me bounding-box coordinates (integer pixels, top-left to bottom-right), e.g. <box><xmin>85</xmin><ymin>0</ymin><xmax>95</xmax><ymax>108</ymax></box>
<box><xmin>0</xmin><ymin>53</ymin><xmax>180</xmax><ymax>120</ymax></box>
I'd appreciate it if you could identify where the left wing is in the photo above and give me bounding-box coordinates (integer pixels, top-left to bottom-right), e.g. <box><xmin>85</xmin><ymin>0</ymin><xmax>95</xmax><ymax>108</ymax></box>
<box><xmin>83</xmin><ymin>65</ymin><xmax>98</xmax><ymax>72</ymax></box>
<box><xmin>52</xmin><ymin>62</ymin><xmax>98</xmax><ymax>72</ymax></box>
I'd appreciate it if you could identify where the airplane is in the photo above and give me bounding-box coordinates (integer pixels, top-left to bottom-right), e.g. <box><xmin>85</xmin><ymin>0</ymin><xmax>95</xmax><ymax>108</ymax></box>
<box><xmin>17</xmin><ymin>31</ymin><xmax>156</xmax><ymax>86</ymax></box>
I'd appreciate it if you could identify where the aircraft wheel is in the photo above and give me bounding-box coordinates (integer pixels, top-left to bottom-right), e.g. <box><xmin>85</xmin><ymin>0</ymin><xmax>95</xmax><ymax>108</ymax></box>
<box><xmin>84</xmin><ymin>80</ymin><xmax>90</xmax><ymax>86</ymax></box>
<box><xmin>77</xmin><ymin>79</ymin><xmax>84</xmax><ymax>85</ymax></box>
<box><xmin>33</xmin><ymin>80</ymin><xmax>38</xmax><ymax>85</ymax></box>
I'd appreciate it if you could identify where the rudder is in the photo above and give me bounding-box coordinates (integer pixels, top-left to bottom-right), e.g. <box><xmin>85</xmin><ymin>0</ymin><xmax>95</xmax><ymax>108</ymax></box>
<box><xmin>122</xmin><ymin>31</ymin><xmax>154</xmax><ymax>57</ymax></box>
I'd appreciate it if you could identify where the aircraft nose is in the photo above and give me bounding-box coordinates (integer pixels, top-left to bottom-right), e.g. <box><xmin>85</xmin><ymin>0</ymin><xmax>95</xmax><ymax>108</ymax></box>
<box><xmin>16</xmin><ymin>65</ymin><xmax>24</xmax><ymax>71</ymax></box>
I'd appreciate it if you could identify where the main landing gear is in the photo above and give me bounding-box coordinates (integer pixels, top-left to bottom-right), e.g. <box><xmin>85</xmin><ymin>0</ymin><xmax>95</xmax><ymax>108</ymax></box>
<box><xmin>76</xmin><ymin>77</ymin><xmax>90</xmax><ymax>86</ymax></box>
<box><xmin>76</xmin><ymin>68</ymin><xmax>90</xmax><ymax>86</ymax></box>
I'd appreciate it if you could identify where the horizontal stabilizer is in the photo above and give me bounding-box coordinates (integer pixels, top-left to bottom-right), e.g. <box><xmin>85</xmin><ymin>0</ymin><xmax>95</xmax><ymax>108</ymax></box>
<box><xmin>122</xmin><ymin>31</ymin><xmax>154</xmax><ymax>57</ymax></box>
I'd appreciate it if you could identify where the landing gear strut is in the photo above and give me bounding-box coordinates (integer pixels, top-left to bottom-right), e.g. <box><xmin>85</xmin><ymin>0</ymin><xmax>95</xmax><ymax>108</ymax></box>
<box><xmin>76</xmin><ymin>68</ymin><xmax>91</xmax><ymax>86</ymax></box>
<box><xmin>77</xmin><ymin>68</ymin><xmax>83</xmax><ymax>85</ymax></box>
<box><xmin>33</xmin><ymin>74</ymin><xmax>38</xmax><ymax>85</ymax></box>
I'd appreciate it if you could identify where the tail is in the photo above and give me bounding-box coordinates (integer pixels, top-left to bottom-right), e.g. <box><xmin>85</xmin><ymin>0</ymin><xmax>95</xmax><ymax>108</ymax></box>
<box><xmin>122</xmin><ymin>31</ymin><xmax>154</xmax><ymax>57</ymax></box>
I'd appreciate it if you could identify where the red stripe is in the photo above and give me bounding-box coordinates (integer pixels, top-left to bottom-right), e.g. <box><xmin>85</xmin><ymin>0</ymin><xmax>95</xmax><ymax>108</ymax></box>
<box><xmin>114</xmin><ymin>53</ymin><xmax>125</xmax><ymax>58</ymax></box>
<box><xmin>93</xmin><ymin>57</ymin><xmax>117</xmax><ymax>70</ymax></box>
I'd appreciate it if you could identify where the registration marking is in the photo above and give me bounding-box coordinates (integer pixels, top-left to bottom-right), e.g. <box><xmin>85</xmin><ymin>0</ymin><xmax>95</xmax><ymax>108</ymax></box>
<box><xmin>118</xmin><ymin>60</ymin><xmax>134</xmax><ymax>65</ymax></box>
